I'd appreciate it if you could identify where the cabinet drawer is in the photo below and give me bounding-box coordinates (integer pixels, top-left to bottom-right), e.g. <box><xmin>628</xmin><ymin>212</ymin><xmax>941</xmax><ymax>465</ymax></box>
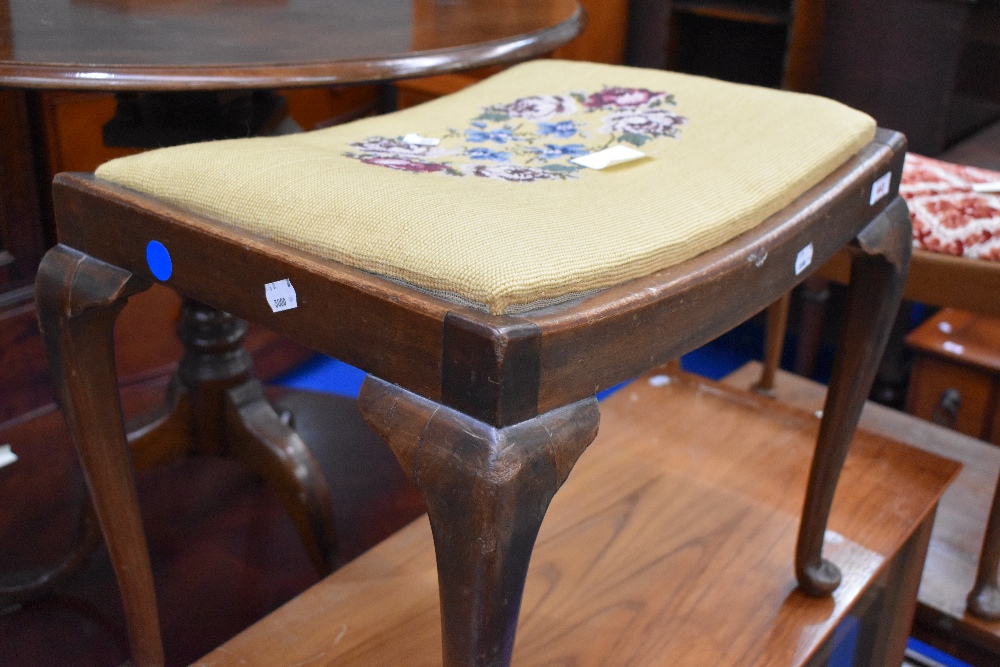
<box><xmin>906</xmin><ymin>355</ymin><xmax>998</xmax><ymax>441</ymax></box>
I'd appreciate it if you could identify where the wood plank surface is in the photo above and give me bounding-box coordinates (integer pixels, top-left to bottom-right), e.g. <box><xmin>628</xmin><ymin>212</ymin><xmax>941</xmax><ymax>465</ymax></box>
<box><xmin>724</xmin><ymin>361</ymin><xmax>1000</xmax><ymax>654</ymax></box>
<box><xmin>195</xmin><ymin>369</ymin><xmax>956</xmax><ymax>666</ymax></box>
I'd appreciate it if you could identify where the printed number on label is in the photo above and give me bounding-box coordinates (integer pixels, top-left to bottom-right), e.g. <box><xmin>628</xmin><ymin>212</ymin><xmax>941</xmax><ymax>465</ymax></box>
<box><xmin>265</xmin><ymin>279</ymin><xmax>298</xmax><ymax>313</ymax></box>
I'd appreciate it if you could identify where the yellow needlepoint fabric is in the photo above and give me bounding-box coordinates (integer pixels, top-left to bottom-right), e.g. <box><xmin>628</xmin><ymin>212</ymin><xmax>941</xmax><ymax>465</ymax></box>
<box><xmin>95</xmin><ymin>60</ymin><xmax>876</xmax><ymax>314</ymax></box>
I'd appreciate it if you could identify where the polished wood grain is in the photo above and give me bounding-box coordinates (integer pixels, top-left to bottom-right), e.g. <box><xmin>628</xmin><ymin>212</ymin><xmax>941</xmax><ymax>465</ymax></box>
<box><xmin>525</xmin><ymin>130</ymin><xmax>906</xmax><ymax>412</ymax></box>
<box><xmin>0</xmin><ymin>0</ymin><xmax>582</xmax><ymax>91</ymax></box>
<box><xmin>34</xmin><ymin>245</ymin><xmax>161</xmax><ymax>667</ymax></box>
<box><xmin>796</xmin><ymin>195</ymin><xmax>911</xmax><ymax>595</ymax></box>
<box><xmin>358</xmin><ymin>377</ymin><xmax>599</xmax><ymax>667</ymax></box>
<box><xmin>724</xmin><ymin>361</ymin><xmax>1000</xmax><ymax>660</ymax></box>
<box><xmin>194</xmin><ymin>369</ymin><xmax>958</xmax><ymax>667</ymax></box>
<box><xmin>815</xmin><ymin>247</ymin><xmax>1000</xmax><ymax>319</ymax></box>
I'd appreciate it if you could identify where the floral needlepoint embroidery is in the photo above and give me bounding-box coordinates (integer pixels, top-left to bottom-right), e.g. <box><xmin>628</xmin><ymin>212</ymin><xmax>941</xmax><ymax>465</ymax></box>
<box><xmin>344</xmin><ymin>85</ymin><xmax>687</xmax><ymax>182</ymax></box>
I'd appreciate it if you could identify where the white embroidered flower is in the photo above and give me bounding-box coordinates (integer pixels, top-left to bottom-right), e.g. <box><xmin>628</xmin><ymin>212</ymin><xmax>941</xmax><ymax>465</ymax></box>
<box><xmin>462</xmin><ymin>163</ymin><xmax>559</xmax><ymax>182</ymax></box>
<box><xmin>502</xmin><ymin>95</ymin><xmax>577</xmax><ymax>120</ymax></box>
<box><xmin>600</xmin><ymin>109</ymin><xmax>685</xmax><ymax>137</ymax></box>
<box><xmin>349</xmin><ymin>136</ymin><xmax>447</xmax><ymax>159</ymax></box>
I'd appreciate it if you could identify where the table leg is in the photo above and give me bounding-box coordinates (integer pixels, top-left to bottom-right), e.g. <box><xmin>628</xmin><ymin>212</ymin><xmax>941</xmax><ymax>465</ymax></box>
<box><xmin>796</xmin><ymin>196</ymin><xmax>911</xmax><ymax>596</ymax></box>
<box><xmin>35</xmin><ymin>244</ymin><xmax>162</xmax><ymax>667</ymax></box>
<box><xmin>125</xmin><ymin>298</ymin><xmax>339</xmax><ymax>573</ymax></box>
<box><xmin>754</xmin><ymin>292</ymin><xmax>791</xmax><ymax>396</ymax></box>
<box><xmin>967</xmin><ymin>472</ymin><xmax>1000</xmax><ymax>619</ymax></box>
<box><xmin>358</xmin><ymin>376</ymin><xmax>600</xmax><ymax>667</ymax></box>
<box><xmin>854</xmin><ymin>508</ymin><xmax>936</xmax><ymax>666</ymax></box>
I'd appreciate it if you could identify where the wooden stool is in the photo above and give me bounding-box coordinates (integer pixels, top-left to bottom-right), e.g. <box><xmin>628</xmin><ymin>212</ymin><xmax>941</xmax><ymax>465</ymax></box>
<box><xmin>757</xmin><ymin>151</ymin><xmax>1000</xmax><ymax>621</ymax></box>
<box><xmin>37</xmin><ymin>61</ymin><xmax>909</xmax><ymax>667</ymax></box>
<box><xmin>192</xmin><ymin>369</ymin><xmax>960</xmax><ymax>666</ymax></box>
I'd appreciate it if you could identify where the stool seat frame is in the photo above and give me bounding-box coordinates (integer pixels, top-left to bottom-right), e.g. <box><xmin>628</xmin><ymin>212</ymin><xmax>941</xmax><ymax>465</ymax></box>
<box><xmin>37</xmin><ymin>128</ymin><xmax>909</xmax><ymax>667</ymax></box>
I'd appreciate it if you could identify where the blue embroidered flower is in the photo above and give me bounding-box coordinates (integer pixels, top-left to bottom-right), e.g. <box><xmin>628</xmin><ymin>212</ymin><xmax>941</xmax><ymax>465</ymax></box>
<box><xmin>467</xmin><ymin>147</ymin><xmax>511</xmax><ymax>162</ymax></box>
<box><xmin>465</xmin><ymin>127</ymin><xmax>515</xmax><ymax>144</ymax></box>
<box><xmin>529</xmin><ymin>143</ymin><xmax>589</xmax><ymax>161</ymax></box>
<box><xmin>537</xmin><ymin>120</ymin><xmax>578</xmax><ymax>138</ymax></box>
<box><xmin>345</xmin><ymin>84</ymin><xmax>685</xmax><ymax>183</ymax></box>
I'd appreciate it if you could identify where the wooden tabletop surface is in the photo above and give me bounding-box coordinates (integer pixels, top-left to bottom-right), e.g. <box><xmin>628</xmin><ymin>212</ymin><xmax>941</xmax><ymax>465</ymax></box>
<box><xmin>194</xmin><ymin>368</ymin><xmax>957</xmax><ymax>666</ymax></box>
<box><xmin>0</xmin><ymin>0</ymin><xmax>582</xmax><ymax>90</ymax></box>
<box><xmin>724</xmin><ymin>361</ymin><xmax>1000</xmax><ymax>656</ymax></box>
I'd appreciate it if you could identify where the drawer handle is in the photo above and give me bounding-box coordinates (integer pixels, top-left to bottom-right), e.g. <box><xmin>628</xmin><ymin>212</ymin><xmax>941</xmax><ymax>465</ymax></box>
<box><xmin>932</xmin><ymin>388</ymin><xmax>962</xmax><ymax>428</ymax></box>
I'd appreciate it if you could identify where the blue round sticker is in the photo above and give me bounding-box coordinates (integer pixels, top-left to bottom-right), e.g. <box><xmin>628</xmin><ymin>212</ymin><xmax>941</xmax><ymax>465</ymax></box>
<box><xmin>146</xmin><ymin>241</ymin><xmax>172</xmax><ymax>281</ymax></box>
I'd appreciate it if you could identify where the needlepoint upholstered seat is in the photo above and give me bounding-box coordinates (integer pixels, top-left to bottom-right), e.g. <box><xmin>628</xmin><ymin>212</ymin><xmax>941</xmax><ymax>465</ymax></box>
<box><xmin>37</xmin><ymin>60</ymin><xmax>911</xmax><ymax>667</ymax></box>
<box><xmin>94</xmin><ymin>60</ymin><xmax>875</xmax><ymax>314</ymax></box>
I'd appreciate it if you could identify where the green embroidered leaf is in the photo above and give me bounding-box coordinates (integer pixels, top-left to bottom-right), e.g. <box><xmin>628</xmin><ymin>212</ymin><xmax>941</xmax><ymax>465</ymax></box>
<box><xmin>619</xmin><ymin>133</ymin><xmax>649</xmax><ymax>147</ymax></box>
<box><xmin>476</xmin><ymin>112</ymin><xmax>509</xmax><ymax>122</ymax></box>
<box><xmin>571</xmin><ymin>92</ymin><xmax>587</xmax><ymax>104</ymax></box>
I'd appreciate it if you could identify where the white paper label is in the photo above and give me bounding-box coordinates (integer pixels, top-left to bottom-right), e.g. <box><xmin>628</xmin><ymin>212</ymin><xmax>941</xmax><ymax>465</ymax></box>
<box><xmin>0</xmin><ymin>444</ymin><xmax>17</xmax><ymax>469</ymax></box>
<box><xmin>942</xmin><ymin>341</ymin><xmax>965</xmax><ymax>355</ymax></box>
<box><xmin>870</xmin><ymin>172</ymin><xmax>892</xmax><ymax>205</ymax></box>
<box><xmin>972</xmin><ymin>181</ymin><xmax>1000</xmax><ymax>194</ymax></box>
<box><xmin>265</xmin><ymin>279</ymin><xmax>298</xmax><ymax>313</ymax></box>
<box><xmin>403</xmin><ymin>133</ymin><xmax>440</xmax><ymax>146</ymax></box>
<box><xmin>795</xmin><ymin>243</ymin><xmax>814</xmax><ymax>276</ymax></box>
<box><xmin>648</xmin><ymin>374</ymin><xmax>672</xmax><ymax>387</ymax></box>
<box><xmin>570</xmin><ymin>145</ymin><xmax>646</xmax><ymax>170</ymax></box>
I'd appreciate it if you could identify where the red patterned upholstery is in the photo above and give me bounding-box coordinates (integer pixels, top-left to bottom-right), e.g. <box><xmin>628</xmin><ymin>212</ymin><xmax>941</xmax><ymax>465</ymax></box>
<box><xmin>901</xmin><ymin>153</ymin><xmax>1000</xmax><ymax>260</ymax></box>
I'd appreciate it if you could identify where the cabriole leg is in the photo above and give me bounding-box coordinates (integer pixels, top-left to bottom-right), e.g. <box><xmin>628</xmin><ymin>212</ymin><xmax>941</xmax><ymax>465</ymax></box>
<box><xmin>35</xmin><ymin>244</ymin><xmax>160</xmax><ymax>666</ymax></box>
<box><xmin>358</xmin><ymin>376</ymin><xmax>600</xmax><ymax>667</ymax></box>
<box><xmin>797</xmin><ymin>196</ymin><xmax>912</xmax><ymax>596</ymax></box>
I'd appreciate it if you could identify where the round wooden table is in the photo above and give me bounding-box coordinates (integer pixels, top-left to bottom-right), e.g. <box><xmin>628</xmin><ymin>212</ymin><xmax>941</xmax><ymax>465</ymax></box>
<box><xmin>0</xmin><ymin>0</ymin><xmax>581</xmax><ymax>90</ymax></box>
<box><xmin>0</xmin><ymin>2</ymin><xmax>582</xmax><ymax>665</ymax></box>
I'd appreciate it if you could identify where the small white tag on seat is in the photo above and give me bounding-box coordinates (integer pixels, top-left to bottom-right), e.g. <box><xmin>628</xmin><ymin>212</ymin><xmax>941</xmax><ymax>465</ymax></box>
<box><xmin>265</xmin><ymin>279</ymin><xmax>298</xmax><ymax>313</ymax></box>
<box><xmin>571</xmin><ymin>145</ymin><xmax>646</xmax><ymax>170</ymax></box>
<box><xmin>403</xmin><ymin>133</ymin><xmax>440</xmax><ymax>146</ymax></box>
<box><xmin>795</xmin><ymin>243</ymin><xmax>814</xmax><ymax>275</ymax></box>
<box><xmin>870</xmin><ymin>172</ymin><xmax>891</xmax><ymax>205</ymax></box>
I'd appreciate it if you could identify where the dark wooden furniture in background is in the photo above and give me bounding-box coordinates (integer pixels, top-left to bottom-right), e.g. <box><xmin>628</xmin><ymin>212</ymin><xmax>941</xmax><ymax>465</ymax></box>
<box><xmin>626</xmin><ymin>0</ymin><xmax>998</xmax><ymax>155</ymax></box>
<box><xmin>906</xmin><ymin>308</ymin><xmax>1000</xmax><ymax>446</ymax></box>
<box><xmin>194</xmin><ymin>368</ymin><xmax>959</xmax><ymax>667</ymax></box>
<box><xmin>625</xmin><ymin>0</ymin><xmax>824</xmax><ymax>92</ymax></box>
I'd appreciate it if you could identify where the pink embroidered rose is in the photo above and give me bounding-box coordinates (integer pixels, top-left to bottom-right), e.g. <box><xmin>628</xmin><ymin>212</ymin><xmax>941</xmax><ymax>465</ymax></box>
<box><xmin>600</xmin><ymin>109</ymin><xmax>686</xmax><ymax>138</ymax></box>
<box><xmin>463</xmin><ymin>163</ymin><xmax>559</xmax><ymax>182</ymax></box>
<box><xmin>501</xmin><ymin>95</ymin><xmax>577</xmax><ymax>120</ymax></box>
<box><xmin>360</xmin><ymin>157</ymin><xmax>448</xmax><ymax>173</ymax></box>
<box><xmin>585</xmin><ymin>87</ymin><xmax>665</xmax><ymax>110</ymax></box>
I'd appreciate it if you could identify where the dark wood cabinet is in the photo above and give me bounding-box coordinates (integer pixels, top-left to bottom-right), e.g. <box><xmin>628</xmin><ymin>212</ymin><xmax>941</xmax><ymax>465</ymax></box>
<box><xmin>905</xmin><ymin>308</ymin><xmax>1000</xmax><ymax>445</ymax></box>
<box><xmin>626</xmin><ymin>0</ymin><xmax>824</xmax><ymax>91</ymax></box>
<box><xmin>628</xmin><ymin>0</ymin><xmax>1000</xmax><ymax>156</ymax></box>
